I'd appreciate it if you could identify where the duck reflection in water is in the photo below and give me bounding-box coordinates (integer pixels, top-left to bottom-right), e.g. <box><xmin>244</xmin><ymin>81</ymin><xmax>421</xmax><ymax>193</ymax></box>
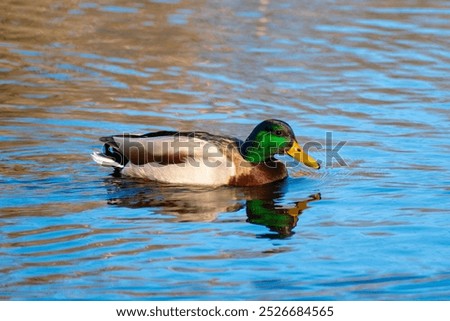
<box><xmin>246</xmin><ymin>193</ymin><xmax>320</xmax><ymax>238</ymax></box>
<box><xmin>103</xmin><ymin>177</ymin><xmax>320</xmax><ymax>238</ymax></box>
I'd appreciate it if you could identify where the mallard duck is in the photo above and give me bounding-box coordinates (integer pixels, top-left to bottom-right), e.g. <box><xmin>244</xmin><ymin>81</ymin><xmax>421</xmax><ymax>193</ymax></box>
<box><xmin>91</xmin><ymin>119</ymin><xmax>320</xmax><ymax>186</ymax></box>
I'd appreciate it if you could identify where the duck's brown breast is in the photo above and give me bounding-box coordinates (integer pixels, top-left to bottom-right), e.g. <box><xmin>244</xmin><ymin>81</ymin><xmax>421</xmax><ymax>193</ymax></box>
<box><xmin>228</xmin><ymin>159</ymin><xmax>288</xmax><ymax>186</ymax></box>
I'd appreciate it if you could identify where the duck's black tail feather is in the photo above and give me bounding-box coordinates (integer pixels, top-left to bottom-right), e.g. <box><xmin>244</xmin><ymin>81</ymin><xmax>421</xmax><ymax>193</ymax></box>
<box><xmin>91</xmin><ymin>137</ymin><xmax>129</xmax><ymax>168</ymax></box>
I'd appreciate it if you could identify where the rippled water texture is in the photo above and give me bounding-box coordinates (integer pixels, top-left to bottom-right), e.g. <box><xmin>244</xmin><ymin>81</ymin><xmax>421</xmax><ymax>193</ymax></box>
<box><xmin>1</xmin><ymin>0</ymin><xmax>450</xmax><ymax>300</ymax></box>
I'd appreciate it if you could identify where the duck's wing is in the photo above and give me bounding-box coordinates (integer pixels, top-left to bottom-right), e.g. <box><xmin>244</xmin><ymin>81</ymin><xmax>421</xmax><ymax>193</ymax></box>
<box><xmin>92</xmin><ymin>131</ymin><xmax>242</xmax><ymax>168</ymax></box>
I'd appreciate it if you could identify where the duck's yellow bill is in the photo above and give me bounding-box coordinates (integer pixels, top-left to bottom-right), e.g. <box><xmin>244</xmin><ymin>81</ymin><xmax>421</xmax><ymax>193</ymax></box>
<box><xmin>287</xmin><ymin>140</ymin><xmax>320</xmax><ymax>169</ymax></box>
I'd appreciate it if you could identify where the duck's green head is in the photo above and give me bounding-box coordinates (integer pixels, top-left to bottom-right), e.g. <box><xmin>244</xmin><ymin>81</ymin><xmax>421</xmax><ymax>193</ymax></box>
<box><xmin>241</xmin><ymin>119</ymin><xmax>320</xmax><ymax>169</ymax></box>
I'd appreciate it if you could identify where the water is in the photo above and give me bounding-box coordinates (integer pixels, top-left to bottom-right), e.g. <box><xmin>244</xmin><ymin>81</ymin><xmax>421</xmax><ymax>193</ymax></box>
<box><xmin>1</xmin><ymin>0</ymin><xmax>449</xmax><ymax>300</ymax></box>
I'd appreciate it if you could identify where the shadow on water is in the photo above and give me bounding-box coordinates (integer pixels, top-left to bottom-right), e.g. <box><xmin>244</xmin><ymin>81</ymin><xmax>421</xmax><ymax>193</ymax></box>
<box><xmin>103</xmin><ymin>176</ymin><xmax>321</xmax><ymax>239</ymax></box>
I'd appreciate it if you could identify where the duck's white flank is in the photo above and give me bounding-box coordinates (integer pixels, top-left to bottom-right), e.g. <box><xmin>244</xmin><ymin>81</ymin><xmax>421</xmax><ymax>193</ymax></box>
<box><xmin>92</xmin><ymin>136</ymin><xmax>236</xmax><ymax>186</ymax></box>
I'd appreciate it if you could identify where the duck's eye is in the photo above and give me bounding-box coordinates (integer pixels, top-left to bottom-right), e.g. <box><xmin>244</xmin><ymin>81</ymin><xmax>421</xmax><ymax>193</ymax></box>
<box><xmin>275</xmin><ymin>130</ymin><xmax>283</xmax><ymax>136</ymax></box>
